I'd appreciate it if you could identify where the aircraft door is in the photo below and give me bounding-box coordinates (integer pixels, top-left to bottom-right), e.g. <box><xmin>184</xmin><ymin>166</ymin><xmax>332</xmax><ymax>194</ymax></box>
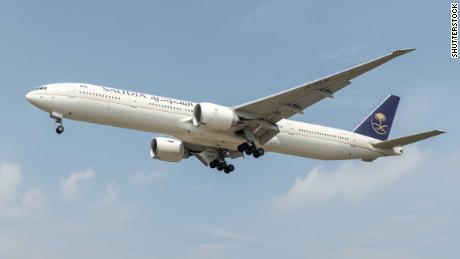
<box><xmin>286</xmin><ymin>122</ymin><xmax>296</xmax><ymax>135</ymax></box>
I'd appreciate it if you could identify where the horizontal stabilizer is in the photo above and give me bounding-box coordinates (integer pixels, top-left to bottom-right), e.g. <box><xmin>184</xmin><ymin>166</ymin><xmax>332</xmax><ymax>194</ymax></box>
<box><xmin>372</xmin><ymin>130</ymin><xmax>445</xmax><ymax>149</ymax></box>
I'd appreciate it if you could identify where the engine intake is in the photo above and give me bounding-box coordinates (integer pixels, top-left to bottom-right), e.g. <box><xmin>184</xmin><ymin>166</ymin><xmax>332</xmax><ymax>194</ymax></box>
<box><xmin>192</xmin><ymin>103</ymin><xmax>239</xmax><ymax>131</ymax></box>
<box><xmin>150</xmin><ymin>137</ymin><xmax>188</xmax><ymax>162</ymax></box>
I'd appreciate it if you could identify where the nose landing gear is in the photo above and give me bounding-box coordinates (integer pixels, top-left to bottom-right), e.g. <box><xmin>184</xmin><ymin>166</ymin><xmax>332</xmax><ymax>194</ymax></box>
<box><xmin>56</xmin><ymin>125</ymin><xmax>64</xmax><ymax>134</ymax></box>
<box><xmin>50</xmin><ymin>111</ymin><xmax>64</xmax><ymax>134</ymax></box>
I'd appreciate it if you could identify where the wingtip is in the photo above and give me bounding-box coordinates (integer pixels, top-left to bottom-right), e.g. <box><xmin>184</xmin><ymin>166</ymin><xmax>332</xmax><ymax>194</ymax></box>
<box><xmin>434</xmin><ymin>129</ymin><xmax>446</xmax><ymax>135</ymax></box>
<box><xmin>392</xmin><ymin>48</ymin><xmax>416</xmax><ymax>56</ymax></box>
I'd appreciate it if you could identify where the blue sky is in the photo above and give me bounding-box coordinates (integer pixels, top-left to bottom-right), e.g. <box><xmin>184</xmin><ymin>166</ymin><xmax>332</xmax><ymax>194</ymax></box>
<box><xmin>0</xmin><ymin>1</ymin><xmax>458</xmax><ymax>258</ymax></box>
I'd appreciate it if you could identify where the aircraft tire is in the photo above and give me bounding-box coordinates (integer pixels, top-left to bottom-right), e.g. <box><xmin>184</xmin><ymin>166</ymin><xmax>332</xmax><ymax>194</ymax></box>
<box><xmin>56</xmin><ymin>125</ymin><xmax>64</xmax><ymax>134</ymax></box>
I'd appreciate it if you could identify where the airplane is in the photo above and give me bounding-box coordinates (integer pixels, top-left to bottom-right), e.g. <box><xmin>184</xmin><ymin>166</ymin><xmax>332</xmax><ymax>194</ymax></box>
<box><xmin>26</xmin><ymin>48</ymin><xmax>444</xmax><ymax>174</ymax></box>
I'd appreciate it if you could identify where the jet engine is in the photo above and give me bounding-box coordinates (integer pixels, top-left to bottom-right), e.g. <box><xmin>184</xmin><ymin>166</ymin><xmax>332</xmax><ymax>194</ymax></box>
<box><xmin>150</xmin><ymin>137</ymin><xmax>188</xmax><ymax>162</ymax></box>
<box><xmin>192</xmin><ymin>102</ymin><xmax>239</xmax><ymax>131</ymax></box>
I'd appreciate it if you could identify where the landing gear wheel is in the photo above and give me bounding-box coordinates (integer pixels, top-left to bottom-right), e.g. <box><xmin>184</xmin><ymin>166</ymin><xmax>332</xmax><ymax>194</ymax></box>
<box><xmin>224</xmin><ymin>164</ymin><xmax>235</xmax><ymax>174</ymax></box>
<box><xmin>244</xmin><ymin>149</ymin><xmax>253</xmax><ymax>155</ymax></box>
<box><xmin>209</xmin><ymin>159</ymin><xmax>219</xmax><ymax>169</ymax></box>
<box><xmin>253</xmin><ymin>151</ymin><xmax>260</xmax><ymax>158</ymax></box>
<box><xmin>238</xmin><ymin>143</ymin><xmax>250</xmax><ymax>153</ymax></box>
<box><xmin>56</xmin><ymin>125</ymin><xmax>64</xmax><ymax>134</ymax></box>
<box><xmin>216</xmin><ymin>165</ymin><xmax>224</xmax><ymax>171</ymax></box>
<box><xmin>257</xmin><ymin>148</ymin><xmax>265</xmax><ymax>156</ymax></box>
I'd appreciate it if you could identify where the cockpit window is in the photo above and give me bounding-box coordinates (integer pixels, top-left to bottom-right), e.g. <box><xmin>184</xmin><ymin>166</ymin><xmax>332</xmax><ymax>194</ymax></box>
<box><xmin>36</xmin><ymin>86</ymin><xmax>48</xmax><ymax>90</ymax></box>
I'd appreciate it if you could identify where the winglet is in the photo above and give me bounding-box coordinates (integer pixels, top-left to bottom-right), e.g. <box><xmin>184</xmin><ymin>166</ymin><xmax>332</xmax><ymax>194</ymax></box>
<box><xmin>392</xmin><ymin>48</ymin><xmax>416</xmax><ymax>56</ymax></box>
<box><xmin>434</xmin><ymin>129</ymin><xmax>447</xmax><ymax>134</ymax></box>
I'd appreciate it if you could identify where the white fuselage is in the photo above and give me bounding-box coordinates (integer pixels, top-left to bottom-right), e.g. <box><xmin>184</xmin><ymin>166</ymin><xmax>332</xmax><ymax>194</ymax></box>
<box><xmin>26</xmin><ymin>83</ymin><xmax>401</xmax><ymax>161</ymax></box>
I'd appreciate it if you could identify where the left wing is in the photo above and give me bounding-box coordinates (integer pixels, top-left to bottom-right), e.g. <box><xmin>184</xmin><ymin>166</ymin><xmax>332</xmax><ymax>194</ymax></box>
<box><xmin>235</xmin><ymin>49</ymin><xmax>415</xmax><ymax>124</ymax></box>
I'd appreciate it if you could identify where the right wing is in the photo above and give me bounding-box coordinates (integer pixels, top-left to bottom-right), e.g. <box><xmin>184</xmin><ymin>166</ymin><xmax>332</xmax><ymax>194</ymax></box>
<box><xmin>234</xmin><ymin>48</ymin><xmax>416</xmax><ymax>145</ymax></box>
<box><xmin>235</xmin><ymin>48</ymin><xmax>416</xmax><ymax>124</ymax></box>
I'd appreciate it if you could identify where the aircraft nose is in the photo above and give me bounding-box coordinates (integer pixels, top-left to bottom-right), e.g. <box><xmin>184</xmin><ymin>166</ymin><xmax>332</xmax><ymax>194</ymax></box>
<box><xmin>25</xmin><ymin>91</ymin><xmax>36</xmax><ymax>104</ymax></box>
<box><xmin>25</xmin><ymin>90</ymin><xmax>41</xmax><ymax>106</ymax></box>
<box><xmin>25</xmin><ymin>91</ymin><xmax>33</xmax><ymax>102</ymax></box>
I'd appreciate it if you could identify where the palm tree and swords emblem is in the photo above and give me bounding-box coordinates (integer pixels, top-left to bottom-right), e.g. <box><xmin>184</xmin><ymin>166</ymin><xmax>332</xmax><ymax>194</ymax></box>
<box><xmin>371</xmin><ymin>112</ymin><xmax>389</xmax><ymax>135</ymax></box>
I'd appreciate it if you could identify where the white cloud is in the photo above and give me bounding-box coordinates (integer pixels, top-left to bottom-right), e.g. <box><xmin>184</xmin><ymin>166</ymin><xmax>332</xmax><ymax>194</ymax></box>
<box><xmin>0</xmin><ymin>163</ymin><xmax>46</xmax><ymax>220</ymax></box>
<box><xmin>60</xmin><ymin>170</ymin><xmax>95</xmax><ymax>201</ymax></box>
<box><xmin>98</xmin><ymin>181</ymin><xmax>120</xmax><ymax>207</ymax></box>
<box><xmin>314</xmin><ymin>212</ymin><xmax>456</xmax><ymax>259</ymax></box>
<box><xmin>7</xmin><ymin>186</ymin><xmax>46</xmax><ymax>219</ymax></box>
<box><xmin>87</xmin><ymin>181</ymin><xmax>131</xmax><ymax>228</ymax></box>
<box><xmin>185</xmin><ymin>243</ymin><xmax>236</xmax><ymax>257</ymax></box>
<box><xmin>0</xmin><ymin>163</ymin><xmax>22</xmax><ymax>205</ymax></box>
<box><xmin>274</xmin><ymin>147</ymin><xmax>423</xmax><ymax>209</ymax></box>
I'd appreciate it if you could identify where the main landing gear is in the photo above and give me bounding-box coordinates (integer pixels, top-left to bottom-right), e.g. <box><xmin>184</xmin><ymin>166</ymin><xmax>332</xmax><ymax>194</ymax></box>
<box><xmin>209</xmin><ymin>159</ymin><xmax>235</xmax><ymax>174</ymax></box>
<box><xmin>237</xmin><ymin>142</ymin><xmax>265</xmax><ymax>158</ymax></box>
<box><xmin>50</xmin><ymin>111</ymin><xmax>64</xmax><ymax>134</ymax></box>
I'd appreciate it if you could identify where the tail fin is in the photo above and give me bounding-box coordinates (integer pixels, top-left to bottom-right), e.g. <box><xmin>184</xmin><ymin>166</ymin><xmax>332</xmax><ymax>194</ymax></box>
<box><xmin>353</xmin><ymin>95</ymin><xmax>400</xmax><ymax>140</ymax></box>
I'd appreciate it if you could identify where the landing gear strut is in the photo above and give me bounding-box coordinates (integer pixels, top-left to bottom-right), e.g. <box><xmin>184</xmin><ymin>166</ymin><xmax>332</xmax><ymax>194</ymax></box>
<box><xmin>50</xmin><ymin>111</ymin><xmax>64</xmax><ymax>134</ymax></box>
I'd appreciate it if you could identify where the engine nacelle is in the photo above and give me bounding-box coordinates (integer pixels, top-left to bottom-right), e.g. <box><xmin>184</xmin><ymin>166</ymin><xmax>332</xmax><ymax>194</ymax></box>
<box><xmin>150</xmin><ymin>137</ymin><xmax>187</xmax><ymax>162</ymax></box>
<box><xmin>192</xmin><ymin>102</ymin><xmax>239</xmax><ymax>131</ymax></box>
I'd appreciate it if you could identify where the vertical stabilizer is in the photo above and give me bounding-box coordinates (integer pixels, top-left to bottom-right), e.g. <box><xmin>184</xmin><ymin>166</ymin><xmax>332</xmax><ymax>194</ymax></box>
<box><xmin>353</xmin><ymin>95</ymin><xmax>400</xmax><ymax>140</ymax></box>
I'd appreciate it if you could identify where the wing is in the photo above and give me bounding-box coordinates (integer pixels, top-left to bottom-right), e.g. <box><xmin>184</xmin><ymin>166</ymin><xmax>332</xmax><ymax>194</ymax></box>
<box><xmin>235</xmin><ymin>49</ymin><xmax>415</xmax><ymax>124</ymax></box>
